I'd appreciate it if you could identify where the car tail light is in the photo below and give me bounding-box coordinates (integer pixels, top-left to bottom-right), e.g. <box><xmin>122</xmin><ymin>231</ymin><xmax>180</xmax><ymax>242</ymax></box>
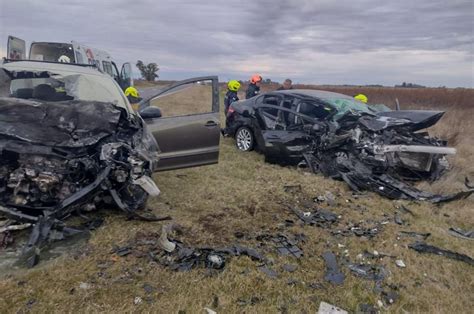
<box><xmin>227</xmin><ymin>107</ymin><xmax>235</xmax><ymax>117</ymax></box>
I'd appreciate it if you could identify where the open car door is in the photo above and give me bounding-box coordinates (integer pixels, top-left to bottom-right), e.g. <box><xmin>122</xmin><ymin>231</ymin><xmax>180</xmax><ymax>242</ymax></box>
<box><xmin>139</xmin><ymin>76</ymin><xmax>220</xmax><ymax>171</ymax></box>
<box><xmin>7</xmin><ymin>36</ymin><xmax>26</xmax><ymax>60</ymax></box>
<box><xmin>120</xmin><ymin>63</ymin><xmax>133</xmax><ymax>89</ymax></box>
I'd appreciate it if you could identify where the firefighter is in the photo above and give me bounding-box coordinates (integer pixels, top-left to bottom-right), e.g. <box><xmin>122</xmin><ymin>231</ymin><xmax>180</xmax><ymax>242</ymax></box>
<box><xmin>354</xmin><ymin>93</ymin><xmax>368</xmax><ymax>104</ymax></box>
<box><xmin>224</xmin><ymin>80</ymin><xmax>241</xmax><ymax>114</ymax></box>
<box><xmin>277</xmin><ymin>78</ymin><xmax>293</xmax><ymax>90</ymax></box>
<box><xmin>124</xmin><ymin>86</ymin><xmax>142</xmax><ymax>111</ymax></box>
<box><xmin>245</xmin><ymin>74</ymin><xmax>262</xmax><ymax>99</ymax></box>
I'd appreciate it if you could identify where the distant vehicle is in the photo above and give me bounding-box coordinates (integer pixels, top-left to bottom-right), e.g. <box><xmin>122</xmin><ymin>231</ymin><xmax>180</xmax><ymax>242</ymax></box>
<box><xmin>6</xmin><ymin>35</ymin><xmax>133</xmax><ymax>89</ymax></box>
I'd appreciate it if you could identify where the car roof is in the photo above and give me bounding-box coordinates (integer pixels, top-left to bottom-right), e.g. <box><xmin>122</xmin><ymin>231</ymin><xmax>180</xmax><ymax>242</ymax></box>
<box><xmin>271</xmin><ymin>89</ymin><xmax>355</xmax><ymax>100</ymax></box>
<box><xmin>1</xmin><ymin>60</ymin><xmax>105</xmax><ymax>77</ymax></box>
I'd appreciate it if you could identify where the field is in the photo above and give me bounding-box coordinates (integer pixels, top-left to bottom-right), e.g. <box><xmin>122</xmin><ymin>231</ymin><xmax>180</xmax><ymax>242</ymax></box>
<box><xmin>0</xmin><ymin>85</ymin><xmax>473</xmax><ymax>313</ymax></box>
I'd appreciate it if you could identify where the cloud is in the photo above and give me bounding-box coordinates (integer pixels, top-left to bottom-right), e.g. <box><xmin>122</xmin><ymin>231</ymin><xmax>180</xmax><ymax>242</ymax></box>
<box><xmin>1</xmin><ymin>0</ymin><xmax>472</xmax><ymax>87</ymax></box>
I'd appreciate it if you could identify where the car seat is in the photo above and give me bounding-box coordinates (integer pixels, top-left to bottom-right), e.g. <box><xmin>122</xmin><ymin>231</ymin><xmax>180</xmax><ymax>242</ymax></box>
<box><xmin>15</xmin><ymin>88</ymin><xmax>34</xmax><ymax>99</ymax></box>
<box><xmin>32</xmin><ymin>84</ymin><xmax>56</xmax><ymax>101</ymax></box>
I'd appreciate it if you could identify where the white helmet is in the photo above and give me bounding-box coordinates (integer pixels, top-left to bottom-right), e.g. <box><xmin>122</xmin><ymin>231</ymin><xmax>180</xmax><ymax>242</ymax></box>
<box><xmin>58</xmin><ymin>55</ymin><xmax>71</xmax><ymax>63</ymax></box>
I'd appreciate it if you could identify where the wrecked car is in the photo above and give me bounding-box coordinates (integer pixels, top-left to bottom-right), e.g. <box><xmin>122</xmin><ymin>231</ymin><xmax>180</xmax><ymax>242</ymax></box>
<box><xmin>0</xmin><ymin>60</ymin><xmax>221</xmax><ymax>264</ymax></box>
<box><xmin>225</xmin><ymin>90</ymin><xmax>473</xmax><ymax>201</ymax></box>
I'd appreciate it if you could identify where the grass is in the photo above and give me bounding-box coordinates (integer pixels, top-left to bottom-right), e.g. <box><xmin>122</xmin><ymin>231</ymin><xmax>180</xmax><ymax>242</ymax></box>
<box><xmin>0</xmin><ymin>86</ymin><xmax>473</xmax><ymax>313</ymax></box>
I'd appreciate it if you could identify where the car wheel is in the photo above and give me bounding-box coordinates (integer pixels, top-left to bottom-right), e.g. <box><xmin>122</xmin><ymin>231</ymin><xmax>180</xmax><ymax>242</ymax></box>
<box><xmin>235</xmin><ymin>126</ymin><xmax>254</xmax><ymax>151</ymax></box>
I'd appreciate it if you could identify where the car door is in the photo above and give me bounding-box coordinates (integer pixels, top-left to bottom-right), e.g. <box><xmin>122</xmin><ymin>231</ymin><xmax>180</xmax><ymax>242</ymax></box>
<box><xmin>119</xmin><ymin>63</ymin><xmax>133</xmax><ymax>89</ymax></box>
<box><xmin>139</xmin><ymin>76</ymin><xmax>220</xmax><ymax>171</ymax></box>
<box><xmin>259</xmin><ymin>104</ymin><xmax>313</xmax><ymax>163</ymax></box>
<box><xmin>7</xmin><ymin>35</ymin><xmax>26</xmax><ymax>60</ymax></box>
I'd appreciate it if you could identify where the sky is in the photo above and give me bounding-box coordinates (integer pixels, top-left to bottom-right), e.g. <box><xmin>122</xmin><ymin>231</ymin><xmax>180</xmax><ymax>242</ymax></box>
<box><xmin>0</xmin><ymin>0</ymin><xmax>472</xmax><ymax>87</ymax></box>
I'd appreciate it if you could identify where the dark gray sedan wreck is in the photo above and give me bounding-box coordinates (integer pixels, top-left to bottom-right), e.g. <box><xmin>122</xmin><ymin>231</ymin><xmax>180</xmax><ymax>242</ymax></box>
<box><xmin>0</xmin><ymin>61</ymin><xmax>221</xmax><ymax>265</ymax></box>
<box><xmin>224</xmin><ymin>90</ymin><xmax>473</xmax><ymax>202</ymax></box>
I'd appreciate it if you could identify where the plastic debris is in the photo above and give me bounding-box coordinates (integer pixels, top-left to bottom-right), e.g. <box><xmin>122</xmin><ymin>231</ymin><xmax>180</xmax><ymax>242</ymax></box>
<box><xmin>318</xmin><ymin>301</ymin><xmax>348</xmax><ymax>314</ymax></box>
<box><xmin>322</xmin><ymin>251</ymin><xmax>345</xmax><ymax>285</ymax></box>
<box><xmin>395</xmin><ymin>260</ymin><xmax>406</xmax><ymax>268</ymax></box>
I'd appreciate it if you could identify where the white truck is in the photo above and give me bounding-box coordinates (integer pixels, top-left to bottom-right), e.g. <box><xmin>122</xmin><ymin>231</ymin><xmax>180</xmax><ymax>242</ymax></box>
<box><xmin>6</xmin><ymin>35</ymin><xmax>133</xmax><ymax>89</ymax></box>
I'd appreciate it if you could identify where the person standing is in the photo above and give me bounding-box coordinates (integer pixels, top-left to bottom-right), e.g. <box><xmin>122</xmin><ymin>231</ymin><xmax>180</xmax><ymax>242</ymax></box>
<box><xmin>224</xmin><ymin>80</ymin><xmax>241</xmax><ymax>114</ymax></box>
<box><xmin>245</xmin><ymin>74</ymin><xmax>262</xmax><ymax>99</ymax></box>
<box><xmin>277</xmin><ymin>78</ymin><xmax>293</xmax><ymax>90</ymax></box>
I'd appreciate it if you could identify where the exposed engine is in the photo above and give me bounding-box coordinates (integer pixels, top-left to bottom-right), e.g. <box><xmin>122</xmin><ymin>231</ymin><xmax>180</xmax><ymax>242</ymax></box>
<box><xmin>303</xmin><ymin>111</ymin><xmax>473</xmax><ymax>202</ymax></box>
<box><xmin>0</xmin><ymin>98</ymin><xmax>162</xmax><ymax>266</ymax></box>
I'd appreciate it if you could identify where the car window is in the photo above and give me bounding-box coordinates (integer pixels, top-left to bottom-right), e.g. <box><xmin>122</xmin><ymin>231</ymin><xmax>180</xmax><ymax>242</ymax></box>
<box><xmin>259</xmin><ymin>107</ymin><xmax>288</xmax><ymax>130</ymax></box>
<box><xmin>296</xmin><ymin>101</ymin><xmax>332</xmax><ymax>122</ymax></box>
<box><xmin>102</xmin><ymin>61</ymin><xmax>113</xmax><ymax>76</ymax></box>
<box><xmin>262</xmin><ymin>95</ymin><xmax>281</xmax><ymax>106</ymax></box>
<box><xmin>75</xmin><ymin>50</ymin><xmax>84</xmax><ymax>64</ymax></box>
<box><xmin>148</xmin><ymin>80</ymin><xmax>214</xmax><ymax>117</ymax></box>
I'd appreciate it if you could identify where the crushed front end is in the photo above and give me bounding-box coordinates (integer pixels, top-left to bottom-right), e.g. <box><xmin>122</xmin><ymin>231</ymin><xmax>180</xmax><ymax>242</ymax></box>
<box><xmin>0</xmin><ymin>98</ymin><xmax>161</xmax><ymax>266</ymax></box>
<box><xmin>303</xmin><ymin>110</ymin><xmax>473</xmax><ymax>202</ymax></box>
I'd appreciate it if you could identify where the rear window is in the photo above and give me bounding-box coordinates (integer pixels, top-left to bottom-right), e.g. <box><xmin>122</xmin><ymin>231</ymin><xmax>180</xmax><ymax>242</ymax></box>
<box><xmin>30</xmin><ymin>43</ymin><xmax>76</xmax><ymax>63</ymax></box>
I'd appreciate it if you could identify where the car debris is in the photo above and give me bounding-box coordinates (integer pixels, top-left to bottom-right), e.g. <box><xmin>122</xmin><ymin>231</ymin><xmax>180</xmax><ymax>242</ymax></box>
<box><xmin>408</xmin><ymin>242</ymin><xmax>474</xmax><ymax>266</ymax></box>
<box><xmin>346</xmin><ymin>262</ymin><xmax>387</xmax><ymax>282</ymax></box>
<box><xmin>395</xmin><ymin>259</ymin><xmax>406</xmax><ymax>268</ymax></box>
<box><xmin>291</xmin><ymin>207</ymin><xmax>338</xmax><ymax>227</ymax></box>
<box><xmin>398</xmin><ymin>231</ymin><xmax>431</xmax><ymax>240</ymax></box>
<box><xmin>318</xmin><ymin>301</ymin><xmax>348</xmax><ymax>314</ymax></box>
<box><xmin>448</xmin><ymin>227</ymin><xmax>474</xmax><ymax>240</ymax></box>
<box><xmin>116</xmin><ymin>227</ymin><xmax>265</xmax><ymax>272</ymax></box>
<box><xmin>345</xmin><ymin>260</ymin><xmax>388</xmax><ymax>294</ymax></box>
<box><xmin>332</xmin><ymin>221</ymin><xmax>382</xmax><ymax>238</ymax></box>
<box><xmin>258</xmin><ymin>265</ymin><xmax>279</xmax><ymax>279</ymax></box>
<box><xmin>322</xmin><ymin>251</ymin><xmax>345</xmax><ymax>285</ymax></box>
<box><xmin>225</xmin><ymin>89</ymin><xmax>473</xmax><ymax>202</ymax></box>
<box><xmin>256</xmin><ymin>233</ymin><xmax>304</xmax><ymax>258</ymax></box>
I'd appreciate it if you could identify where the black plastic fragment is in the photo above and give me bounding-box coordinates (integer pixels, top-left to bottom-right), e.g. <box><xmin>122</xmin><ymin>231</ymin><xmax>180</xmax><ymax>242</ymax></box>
<box><xmin>409</xmin><ymin>242</ymin><xmax>474</xmax><ymax>266</ymax></box>
<box><xmin>322</xmin><ymin>251</ymin><xmax>345</xmax><ymax>285</ymax></box>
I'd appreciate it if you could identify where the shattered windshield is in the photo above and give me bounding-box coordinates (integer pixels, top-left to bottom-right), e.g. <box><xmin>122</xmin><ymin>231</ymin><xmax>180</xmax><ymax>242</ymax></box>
<box><xmin>0</xmin><ymin>66</ymin><xmax>129</xmax><ymax>109</ymax></box>
<box><xmin>324</xmin><ymin>98</ymin><xmax>376</xmax><ymax>120</ymax></box>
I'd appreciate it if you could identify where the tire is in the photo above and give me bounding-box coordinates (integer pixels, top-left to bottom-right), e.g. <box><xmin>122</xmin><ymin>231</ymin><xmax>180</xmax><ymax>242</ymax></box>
<box><xmin>235</xmin><ymin>126</ymin><xmax>254</xmax><ymax>151</ymax></box>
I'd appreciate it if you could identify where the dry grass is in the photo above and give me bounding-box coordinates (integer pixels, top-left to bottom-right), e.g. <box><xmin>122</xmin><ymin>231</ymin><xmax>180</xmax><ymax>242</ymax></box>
<box><xmin>150</xmin><ymin>84</ymin><xmax>213</xmax><ymax>117</ymax></box>
<box><xmin>0</xmin><ymin>86</ymin><xmax>473</xmax><ymax>313</ymax></box>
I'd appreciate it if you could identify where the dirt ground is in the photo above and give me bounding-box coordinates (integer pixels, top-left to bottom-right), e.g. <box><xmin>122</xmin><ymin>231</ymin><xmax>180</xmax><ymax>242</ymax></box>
<box><xmin>0</xmin><ymin>86</ymin><xmax>473</xmax><ymax>313</ymax></box>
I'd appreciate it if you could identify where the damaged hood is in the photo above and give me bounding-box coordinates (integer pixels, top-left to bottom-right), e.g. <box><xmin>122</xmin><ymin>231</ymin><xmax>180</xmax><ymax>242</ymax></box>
<box><xmin>359</xmin><ymin>110</ymin><xmax>445</xmax><ymax>132</ymax></box>
<box><xmin>0</xmin><ymin>97</ymin><xmax>122</xmax><ymax>147</ymax></box>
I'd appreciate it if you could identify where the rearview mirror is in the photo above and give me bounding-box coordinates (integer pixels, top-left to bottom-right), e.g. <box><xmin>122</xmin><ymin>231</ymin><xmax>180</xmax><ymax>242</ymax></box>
<box><xmin>139</xmin><ymin>106</ymin><xmax>162</xmax><ymax>119</ymax></box>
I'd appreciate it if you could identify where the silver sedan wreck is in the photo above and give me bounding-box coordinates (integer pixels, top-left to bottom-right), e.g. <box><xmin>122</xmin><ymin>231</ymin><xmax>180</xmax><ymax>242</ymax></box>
<box><xmin>0</xmin><ymin>60</ymin><xmax>221</xmax><ymax>266</ymax></box>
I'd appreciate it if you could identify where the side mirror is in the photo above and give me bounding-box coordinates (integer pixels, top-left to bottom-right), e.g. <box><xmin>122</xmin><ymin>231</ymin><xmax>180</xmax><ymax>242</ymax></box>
<box><xmin>139</xmin><ymin>106</ymin><xmax>162</xmax><ymax>119</ymax></box>
<box><xmin>242</xmin><ymin>110</ymin><xmax>250</xmax><ymax>118</ymax></box>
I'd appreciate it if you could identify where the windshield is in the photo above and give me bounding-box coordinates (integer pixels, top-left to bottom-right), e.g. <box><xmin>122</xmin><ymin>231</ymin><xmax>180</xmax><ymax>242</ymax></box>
<box><xmin>30</xmin><ymin>43</ymin><xmax>76</xmax><ymax>63</ymax></box>
<box><xmin>324</xmin><ymin>97</ymin><xmax>377</xmax><ymax>120</ymax></box>
<box><xmin>0</xmin><ymin>67</ymin><xmax>129</xmax><ymax>110</ymax></box>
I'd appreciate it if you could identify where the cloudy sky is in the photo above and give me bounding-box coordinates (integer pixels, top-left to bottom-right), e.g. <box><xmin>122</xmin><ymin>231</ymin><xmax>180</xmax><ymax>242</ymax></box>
<box><xmin>1</xmin><ymin>0</ymin><xmax>472</xmax><ymax>87</ymax></box>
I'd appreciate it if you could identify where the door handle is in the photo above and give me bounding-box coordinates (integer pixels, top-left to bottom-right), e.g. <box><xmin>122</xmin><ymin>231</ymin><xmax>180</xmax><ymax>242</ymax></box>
<box><xmin>205</xmin><ymin>121</ymin><xmax>218</xmax><ymax>127</ymax></box>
